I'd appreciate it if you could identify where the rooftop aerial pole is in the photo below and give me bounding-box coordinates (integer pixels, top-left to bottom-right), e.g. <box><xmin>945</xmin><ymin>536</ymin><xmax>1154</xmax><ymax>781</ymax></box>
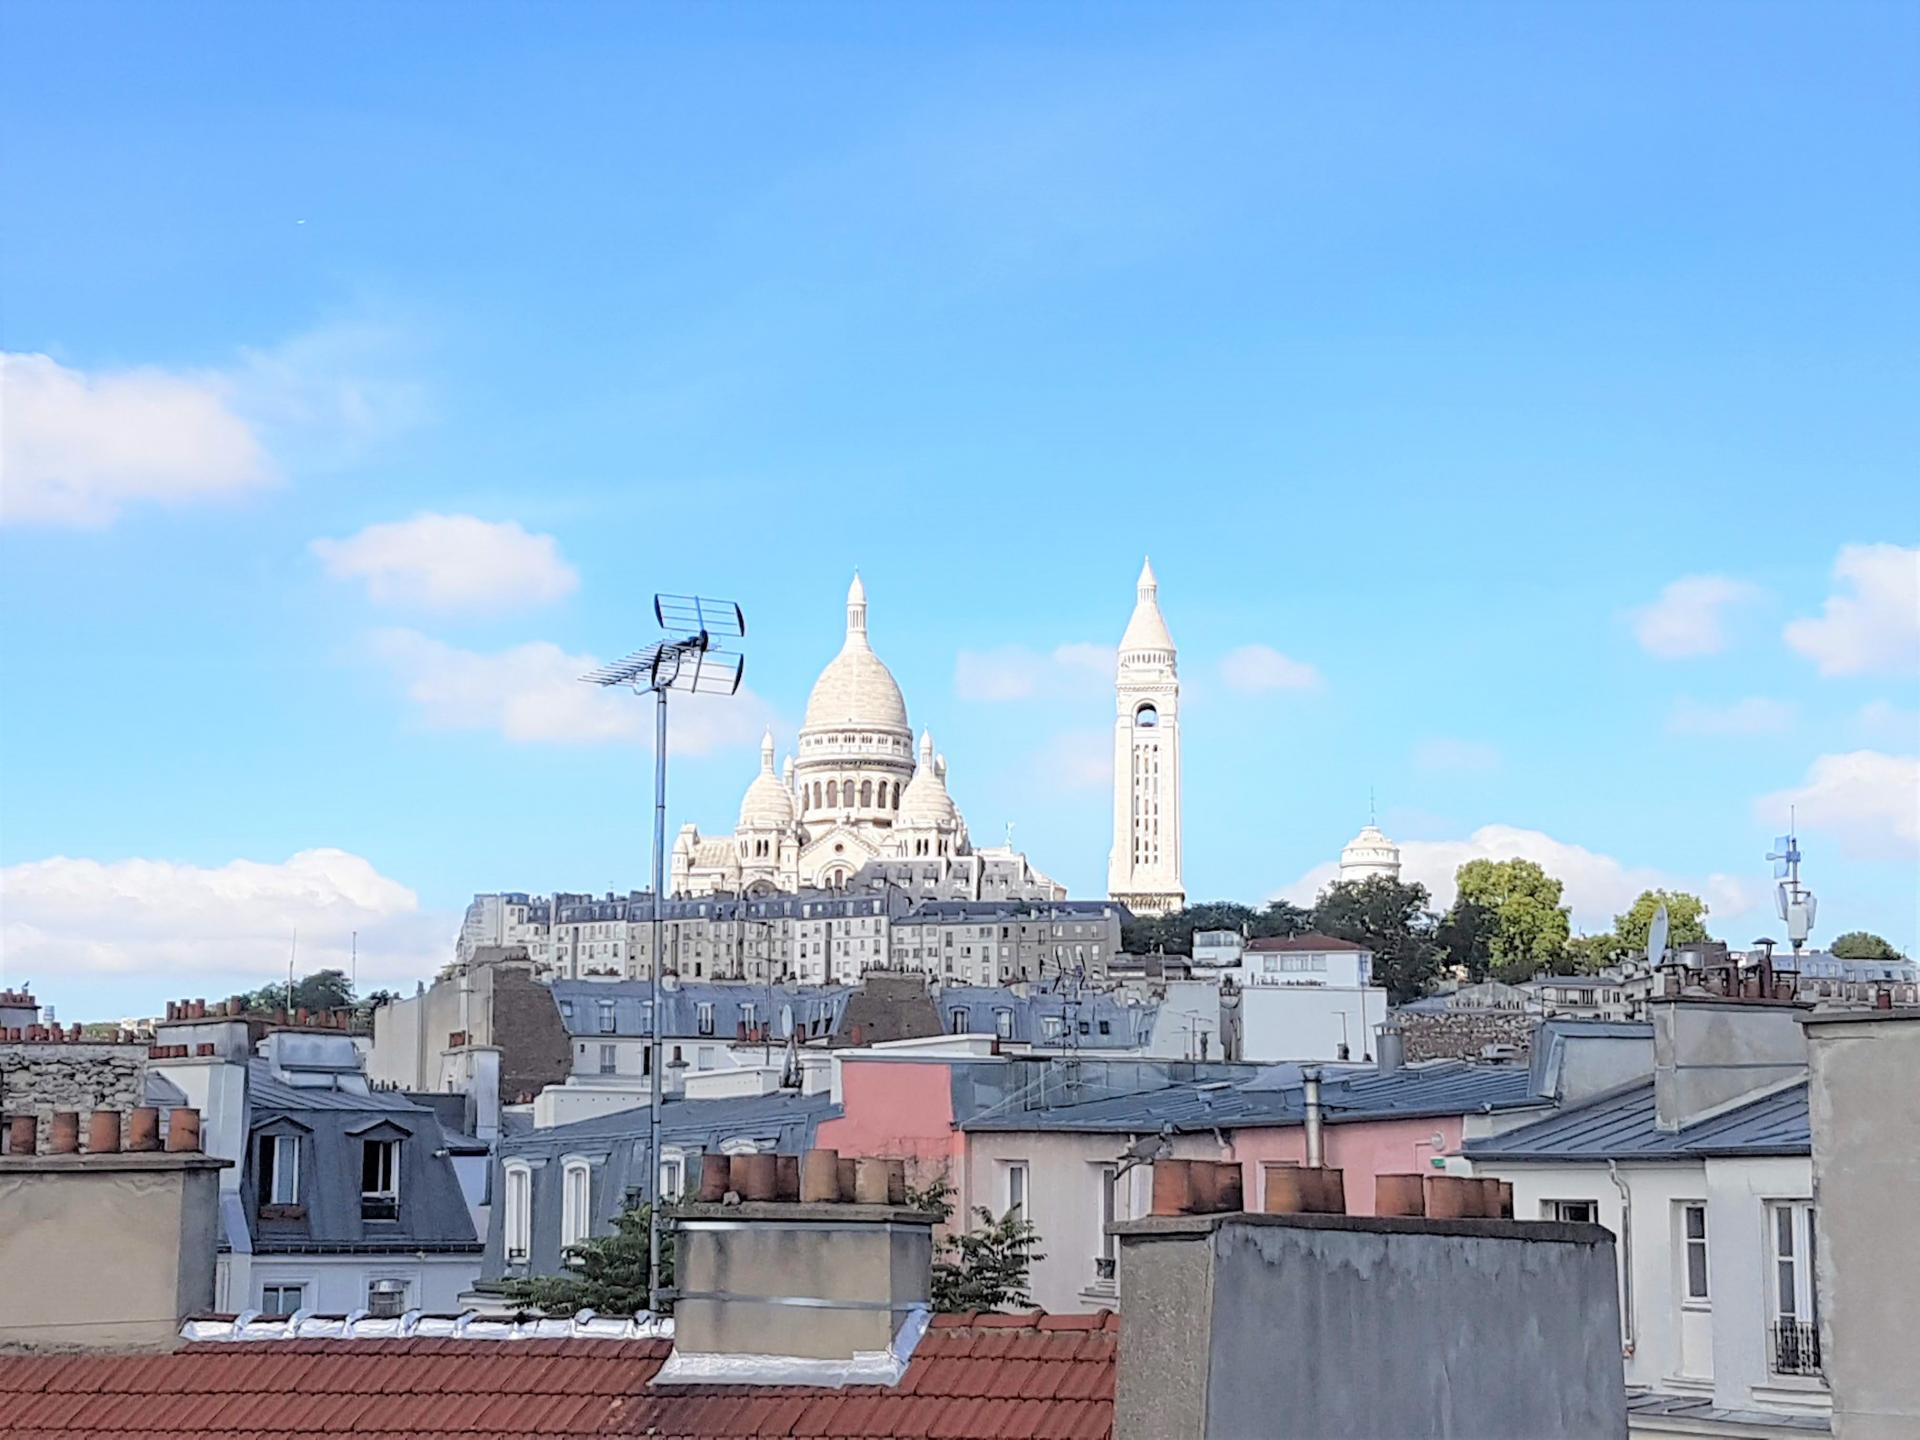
<box><xmin>581</xmin><ymin>593</ymin><xmax>746</xmax><ymax>1317</ymax></box>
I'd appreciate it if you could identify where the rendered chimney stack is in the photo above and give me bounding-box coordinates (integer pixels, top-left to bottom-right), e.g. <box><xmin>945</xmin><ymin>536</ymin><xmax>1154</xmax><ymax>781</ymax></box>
<box><xmin>657</xmin><ymin>1147</ymin><xmax>936</xmax><ymax>1384</ymax></box>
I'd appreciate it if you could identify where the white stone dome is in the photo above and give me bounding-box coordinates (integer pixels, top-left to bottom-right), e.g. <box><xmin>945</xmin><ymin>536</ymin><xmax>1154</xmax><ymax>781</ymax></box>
<box><xmin>1339</xmin><ymin>823</ymin><xmax>1401</xmax><ymax>880</ymax></box>
<box><xmin>737</xmin><ymin>730</ymin><xmax>796</xmax><ymax>832</ymax></box>
<box><xmin>1118</xmin><ymin>556</ymin><xmax>1176</xmax><ymax>654</ymax></box>
<box><xmin>899</xmin><ymin>732</ymin><xmax>958</xmax><ymax>828</ymax></box>
<box><xmin>802</xmin><ymin>573</ymin><xmax>910</xmax><ymax>734</ymax></box>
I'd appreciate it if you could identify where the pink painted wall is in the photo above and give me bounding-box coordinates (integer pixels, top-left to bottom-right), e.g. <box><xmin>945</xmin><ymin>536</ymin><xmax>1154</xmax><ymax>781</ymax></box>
<box><xmin>814</xmin><ymin>1059</ymin><xmax>968</xmax><ymax>1195</ymax></box>
<box><xmin>1224</xmin><ymin>1115</ymin><xmax>1466</xmax><ymax>1214</ymax></box>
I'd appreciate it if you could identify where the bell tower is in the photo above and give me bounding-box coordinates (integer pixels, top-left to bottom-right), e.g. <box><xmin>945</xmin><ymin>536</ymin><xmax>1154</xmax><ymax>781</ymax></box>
<box><xmin>1108</xmin><ymin>558</ymin><xmax>1184</xmax><ymax>916</ymax></box>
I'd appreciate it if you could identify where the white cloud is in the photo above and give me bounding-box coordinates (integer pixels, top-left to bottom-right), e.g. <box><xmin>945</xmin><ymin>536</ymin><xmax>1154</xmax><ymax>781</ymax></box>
<box><xmin>1859</xmin><ymin>701</ymin><xmax>1920</xmax><ymax>742</ymax></box>
<box><xmin>1219</xmin><ymin>644</ymin><xmax>1324</xmax><ymax>694</ymax></box>
<box><xmin>1</xmin><ymin>326</ymin><xmax>424</xmax><ymax>529</ymax></box>
<box><xmin>1667</xmin><ymin>696</ymin><xmax>1797</xmax><ymax>737</ymax></box>
<box><xmin>0</xmin><ymin>849</ymin><xmax>448</xmax><ymax>982</ymax></box>
<box><xmin>1412</xmin><ymin>738</ymin><xmax>1501</xmax><ymax>773</ymax></box>
<box><xmin>369</xmin><ymin>628</ymin><xmax>772</xmax><ymax>753</ymax></box>
<box><xmin>954</xmin><ymin>643</ymin><xmax>1113</xmax><ymax>702</ymax></box>
<box><xmin>1030</xmin><ymin>728</ymin><xmax>1114</xmax><ymax>792</ymax></box>
<box><xmin>313</xmin><ymin>513</ymin><xmax>579</xmax><ymax>614</ymax></box>
<box><xmin>0</xmin><ymin>351</ymin><xmax>273</xmax><ymax>527</ymax></box>
<box><xmin>1784</xmin><ymin>544</ymin><xmax>1920</xmax><ymax>677</ymax></box>
<box><xmin>1756</xmin><ymin>751</ymin><xmax>1920</xmax><ymax>857</ymax></box>
<box><xmin>1274</xmin><ymin>823</ymin><xmax>1753</xmax><ymax>933</ymax></box>
<box><xmin>1630</xmin><ymin>575</ymin><xmax>1762</xmax><ymax>659</ymax></box>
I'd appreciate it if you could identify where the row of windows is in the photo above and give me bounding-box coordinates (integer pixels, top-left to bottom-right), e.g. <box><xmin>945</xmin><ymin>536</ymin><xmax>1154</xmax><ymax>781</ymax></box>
<box><xmin>258</xmin><ymin>1277</ymin><xmax>411</xmax><ymax>1318</ymax></box>
<box><xmin>254</xmin><ymin>1133</ymin><xmax>400</xmax><ymax>1222</ymax></box>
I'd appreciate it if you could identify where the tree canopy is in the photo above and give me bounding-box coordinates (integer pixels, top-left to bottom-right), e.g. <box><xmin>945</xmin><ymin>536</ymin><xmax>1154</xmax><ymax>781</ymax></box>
<box><xmin>500</xmin><ymin>1202</ymin><xmax>668</xmax><ymax>1317</ymax></box>
<box><xmin>1310</xmin><ymin>876</ymin><xmax>1442</xmax><ymax>1003</ymax></box>
<box><xmin>1120</xmin><ymin>899</ymin><xmax>1310</xmax><ymax>956</ymax></box>
<box><xmin>239</xmin><ymin>968</ymin><xmax>359</xmax><ymax>1014</ymax></box>
<box><xmin>1452</xmin><ymin>859</ymin><xmax>1571</xmax><ymax>983</ymax></box>
<box><xmin>1829</xmin><ymin>930</ymin><xmax>1905</xmax><ymax>961</ymax></box>
<box><xmin>1614</xmin><ymin>889</ymin><xmax>1710</xmax><ymax>956</ymax></box>
<box><xmin>906</xmin><ymin>1173</ymin><xmax>1044</xmax><ymax>1313</ymax></box>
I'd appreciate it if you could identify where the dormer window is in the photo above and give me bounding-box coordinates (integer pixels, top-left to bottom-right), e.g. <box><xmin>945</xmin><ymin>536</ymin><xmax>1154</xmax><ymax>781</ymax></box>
<box><xmin>360</xmin><ymin>1139</ymin><xmax>400</xmax><ymax>1221</ymax></box>
<box><xmin>697</xmin><ymin>1002</ymin><xmax>715</xmax><ymax>1036</ymax></box>
<box><xmin>258</xmin><ymin>1133</ymin><xmax>301</xmax><ymax>1208</ymax></box>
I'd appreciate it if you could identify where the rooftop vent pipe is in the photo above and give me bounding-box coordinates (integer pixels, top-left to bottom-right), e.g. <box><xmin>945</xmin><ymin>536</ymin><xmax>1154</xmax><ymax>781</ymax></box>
<box><xmin>1303</xmin><ymin>1067</ymin><xmax>1325</xmax><ymax>1168</ymax></box>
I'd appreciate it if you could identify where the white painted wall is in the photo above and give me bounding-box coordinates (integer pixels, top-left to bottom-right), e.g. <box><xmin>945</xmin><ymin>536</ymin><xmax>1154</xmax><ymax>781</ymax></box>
<box><xmin>1468</xmin><ymin>1153</ymin><xmax>1824</xmax><ymax>1429</ymax></box>
<box><xmin>222</xmin><ymin>1252</ymin><xmax>479</xmax><ymax>1316</ymax></box>
<box><xmin>1236</xmin><ymin>984</ymin><xmax>1388</xmax><ymax>1063</ymax></box>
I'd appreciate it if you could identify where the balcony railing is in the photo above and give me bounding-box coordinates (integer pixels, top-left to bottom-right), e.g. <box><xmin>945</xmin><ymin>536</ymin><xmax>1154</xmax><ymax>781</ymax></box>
<box><xmin>1770</xmin><ymin>1319</ymin><xmax>1822</xmax><ymax>1377</ymax></box>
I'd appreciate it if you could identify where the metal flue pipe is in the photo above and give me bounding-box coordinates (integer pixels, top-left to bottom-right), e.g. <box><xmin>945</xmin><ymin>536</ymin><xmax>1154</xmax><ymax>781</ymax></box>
<box><xmin>1303</xmin><ymin>1066</ymin><xmax>1325</xmax><ymax>1168</ymax></box>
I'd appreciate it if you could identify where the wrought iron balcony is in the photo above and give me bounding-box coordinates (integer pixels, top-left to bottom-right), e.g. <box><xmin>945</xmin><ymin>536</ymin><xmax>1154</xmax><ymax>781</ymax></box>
<box><xmin>1770</xmin><ymin>1319</ymin><xmax>1822</xmax><ymax>1377</ymax></box>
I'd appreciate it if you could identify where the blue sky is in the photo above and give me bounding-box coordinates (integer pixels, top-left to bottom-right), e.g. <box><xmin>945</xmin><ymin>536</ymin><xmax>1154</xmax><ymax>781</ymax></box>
<box><xmin>3</xmin><ymin>1</ymin><xmax>1915</xmax><ymax>1018</ymax></box>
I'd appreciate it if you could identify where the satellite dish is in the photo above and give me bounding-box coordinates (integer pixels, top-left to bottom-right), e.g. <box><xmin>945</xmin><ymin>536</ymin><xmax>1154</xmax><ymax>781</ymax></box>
<box><xmin>1646</xmin><ymin>904</ymin><xmax>1670</xmax><ymax>970</ymax></box>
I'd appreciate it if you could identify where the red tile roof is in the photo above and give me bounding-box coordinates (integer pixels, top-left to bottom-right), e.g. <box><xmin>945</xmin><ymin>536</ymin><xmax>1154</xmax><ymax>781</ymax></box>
<box><xmin>0</xmin><ymin>1312</ymin><xmax>1116</xmax><ymax>1440</ymax></box>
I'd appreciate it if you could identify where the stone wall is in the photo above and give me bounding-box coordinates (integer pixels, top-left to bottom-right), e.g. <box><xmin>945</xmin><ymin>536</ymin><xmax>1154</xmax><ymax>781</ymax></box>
<box><xmin>0</xmin><ymin>1042</ymin><xmax>150</xmax><ymax>1150</ymax></box>
<box><xmin>1398</xmin><ymin>1009</ymin><xmax>1538</xmax><ymax>1063</ymax></box>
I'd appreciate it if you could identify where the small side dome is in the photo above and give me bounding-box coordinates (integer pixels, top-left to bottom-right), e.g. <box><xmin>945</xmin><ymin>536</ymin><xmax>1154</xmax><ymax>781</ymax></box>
<box><xmin>737</xmin><ymin>729</ymin><xmax>796</xmax><ymax>832</ymax></box>
<box><xmin>899</xmin><ymin>731</ymin><xmax>957</xmax><ymax>829</ymax></box>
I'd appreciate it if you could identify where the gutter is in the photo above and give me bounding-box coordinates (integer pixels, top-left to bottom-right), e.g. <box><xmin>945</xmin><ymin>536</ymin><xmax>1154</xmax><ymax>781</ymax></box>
<box><xmin>1606</xmin><ymin>1159</ymin><xmax>1634</xmax><ymax>1358</ymax></box>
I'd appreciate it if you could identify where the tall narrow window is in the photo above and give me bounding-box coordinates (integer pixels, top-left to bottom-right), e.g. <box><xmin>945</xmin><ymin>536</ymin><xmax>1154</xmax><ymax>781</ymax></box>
<box><xmin>697</xmin><ymin>1002</ymin><xmax>715</xmax><ymax>1036</ymax></box>
<box><xmin>598</xmin><ymin>1043</ymin><xmax>617</xmax><ymax>1075</ymax></box>
<box><xmin>1682</xmin><ymin>1203</ymin><xmax>1709</xmax><ymax>1303</ymax></box>
<box><xmin>258</xmin><ymin>1133</ymin><xmax>301</xmax><ymax>1207</ymax></box>
<box><xmin>659</xmin><ymin>1155</ymin><xmax>685</xmax><ymax>1202</ymax></box>
<box><xmin>561</xmin><ymin>1160</ymin><xmax>591</xmax><ymax>1249</ymax></box>
<box><xmin>1095</xmin><ymin>1164</ymin><xmax>1118</xmax><ymax>1282</ymax></box>
<box><xmin>1768</xmin><ymin>1201</ymin><xmax>1821</xmax><ymax>1375</ymax></box>
<box><xmin>1005</xmin><ymin>1162</ymin><xmax>1029</xmax><ymax>1223</ymax></box>
<box><xmin>504</xmin><ymin>1163</ymin><xmax>532</xmax><ymax>1262</ymax></box>
<box><xmin>360</xmin><ymin>1140</ymin><xmax>399</xmax><ymax>1220</ymax></box>
<box><xmin>598</xmin><ymin>1000</ymin><xmax>616</xmax><ymax>1034</ymax></box>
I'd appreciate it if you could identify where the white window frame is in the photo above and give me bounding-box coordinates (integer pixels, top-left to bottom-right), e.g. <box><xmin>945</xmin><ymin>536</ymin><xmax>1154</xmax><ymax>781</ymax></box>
<box><xmin>1766</xmin><ymin>1199</ymin><xmax>1821</xmax><ymax>1377</ymax></box>
<box><xmin>1679</xmin><ymin>1202</ymin><xmax>1710</xmax><ymax>1307</ymax></box>
<box><xmin>504</xmin><ymin>1161</ymin><xmax>533</xmax><ymax>1263</ymax></box>
<box><xmin>360</xmin><ymin>1138</ymin><xmax>400</xmax><ymax>1218</ymax></box>
<box><xmin>561</xmin><ymin>1158</ymin><xmax>593</xmax><ymax>1250</ymax></box>
<box><xmin>1005</xmin><ymin>1161</ymin><xmax>1029</xmax><ymax>1223</ymax></box>
<box><xmin>598</xmin><ymin>1043</ymin><xmax>618</xmax><ymax>1076</ymax></box>
<box><xmin>1095</xmin><ymin>1163</ymin><xmax>1118</xmax><ymax>1281</ymax></box>
<box><xmin>659</xmin><ymin>1152</ymin><xmax>686</xmax><ymax>1203</ymax></box>
<box><xmin>259</xmin><ymin>1132</ymin><xmax>301</xmax><ymax>1206</ymax></box>
<box><xmin>260</xmin><ymin>1282</ymin><xmax>306</xmax><ymax>1315</ymax></box>
<box><xmin>1544</xmin><ymin>1198</ymin><xmax>1598</xmax><ymax>1224</ymax></box>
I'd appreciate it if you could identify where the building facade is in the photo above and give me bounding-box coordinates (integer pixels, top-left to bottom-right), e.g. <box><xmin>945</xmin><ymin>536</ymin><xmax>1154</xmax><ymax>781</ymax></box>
<box><xmin>666</xmin><ymin>576</ymin><xmax>1061</xmax><ymax>899</ymax></box>
<box><xmin>1108</xmin><ymin>559</ymin><xmax>1183</xmax><ymax>918</ymax></box>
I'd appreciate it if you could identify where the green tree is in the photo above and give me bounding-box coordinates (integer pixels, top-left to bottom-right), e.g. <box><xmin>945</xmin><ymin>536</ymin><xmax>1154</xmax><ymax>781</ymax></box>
<box><xmin>1311</xmin><ymin>876</ymin><xmax>1442</xmax><ymax>1003</ymax></box>
<box><xmin>242</xmin><ymin>968</ymin><xmax>359</xmax><ymax>1013</ymax></box>
<box><xmin>1433</xmin><ymin>899</ymin><xmax>1498</xmax><ymax>982</ymax></box>
<box><xmin>1453</xmin><ymin>859</ymin><xmax>1571</xmax><ymax>983</ymax></box>
<box><xmin>1829</xmin><ymin>931</ymin><xmax>1904</xmax><ymax>961</ymax></box>
<box><xmin>499</xmin><ymin>1201</ymin><xmax>670</xmax><ymax>1316</ymax></box>
<box><xmin>1120</xmin><ymin>899</ymin><xmax>1308</xmax><ymax>956</ymax></box>
<box><xmin>1613</xmin><ymin>890</ymin><xmax>1709</xmax><ymax>957</ymax></box>
<box><xmin>905</xmin><ymin>1172</ymin><xmax>1044</xmax><ymax>1313</ymax></box>
<box><xmin>1564</xmin><ymin>933</ymin><xmax>1627</xmax><ymax>973</ymax></box>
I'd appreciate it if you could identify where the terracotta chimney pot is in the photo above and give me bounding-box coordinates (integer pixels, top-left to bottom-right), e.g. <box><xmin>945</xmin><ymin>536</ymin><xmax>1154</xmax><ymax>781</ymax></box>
<box><xmin>166</xmin><ymin>1107</ymin><xmax>202</xmax><ymax>1153</ymax></box>
<box><xmin>6</xmin><ymin>1114</ymin><xmax>35</xmax><ymax>1156</ymax></box>
<box><xmin>87</xmin><ymin>1111</ymin><xmax>122</xmax><ymax>1153</ymax></box>
<box><xmin>775</xmin><ymin>1154</ymin><xmax>801</xmax><ymax>1201</ymax></box>
<box><xmin>698</xmin><ymin>1152</ymin><xmax>730</xmax><ymax>1202</ymax></box>
<box><xmin>801</xmin><ymin>1148</ymin><xmax>842</xmax><ymax>1202</ymax></box>
<box><xmin>49</xmin><ymin>1111</ymin><xmax>81</xmax><ymax>1154</ymax></box>
<box><xmin>127</xmin><ymin>1107</ymin><xmax>160</xmax><ymax>1152</ymax></box>
<box><xmin>730</xmin><ymin>1152</ymin><xmax>778</xmax><ymax>1201</ymax></box>
<box><xmin>1375</xmin><ymin>1174</ymin><xmax>1427</xmax><ymax>1217</ymax></box>
<box><xmin>1151</xmin><ymin>1158</ymin><xmax>1195</xmax><ymax>1216</ymax></box>
<box><xmin>853</xmin><ymin>1157</ymin><xmax>893</xmax><ymax>1205</ymax></box>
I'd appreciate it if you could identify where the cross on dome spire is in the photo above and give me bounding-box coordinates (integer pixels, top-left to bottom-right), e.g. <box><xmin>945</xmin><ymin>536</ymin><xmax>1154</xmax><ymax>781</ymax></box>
<box><xmin>846</xmin><ymin>571</ymin><xmax>868</xmax><ymax>641</ymax></box>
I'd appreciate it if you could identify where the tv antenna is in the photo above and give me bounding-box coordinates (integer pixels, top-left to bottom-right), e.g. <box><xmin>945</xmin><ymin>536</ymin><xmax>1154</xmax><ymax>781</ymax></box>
<box><xmin>582</xmin><ymin>591</ymin><xmax>747</xmax><ymax>1317</ymax></box>
<box><xmin>1766</xmin><ymin>815</ymin><xmax>1816</xmax><ymax>955</ymax></box>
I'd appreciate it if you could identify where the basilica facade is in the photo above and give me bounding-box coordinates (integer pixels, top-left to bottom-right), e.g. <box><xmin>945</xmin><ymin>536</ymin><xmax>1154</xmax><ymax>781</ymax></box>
<box><xmin>669</xmin><ymin>575</ymin><xmax>1061</xmax><ymax>899</ymax></box>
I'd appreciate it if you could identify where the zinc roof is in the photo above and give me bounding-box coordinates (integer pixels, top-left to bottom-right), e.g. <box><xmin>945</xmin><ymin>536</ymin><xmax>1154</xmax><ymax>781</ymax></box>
<box><xmin>1465</xmin><ymin>1079</ymin><xmax>1810</xmax><ymax>1162</ymax></box>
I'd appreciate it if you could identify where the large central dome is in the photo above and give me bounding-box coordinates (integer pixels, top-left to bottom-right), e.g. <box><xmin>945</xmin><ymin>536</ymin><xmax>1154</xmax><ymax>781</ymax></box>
<box><xmin>802</xmin><ymin>573</ymin><xmax>911</xmax><ymax>734</ymax></box>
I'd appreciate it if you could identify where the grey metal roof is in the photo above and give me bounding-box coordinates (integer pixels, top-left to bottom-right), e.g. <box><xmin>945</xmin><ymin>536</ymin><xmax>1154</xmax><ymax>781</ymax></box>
<box><xmin>143</xmin><ymin>1070</ymin><xmax>189</xmax><ymax>1107</ymax></box>
<box><xmin>935</xmin><ymin>986</ymin><xmax>1157</xmax><ymax>1050</ymax></box>
<box><xmin>550</xmin><ymin>980</ymin><xmax>852</xmax><ymax>1041</ymax></box>
<box><xmin>1627</xmin><ymin>1392</ymin><xmax>1830</xmax><ymax>1433</ymax></box>
<box><xmin>485</xmin><ymin>1090</ymin><xmax>837</xmax><ymax>1280</ymax></box>
<box><xmin>242</xmin><ymin>1060</ymin><xmax>479</xmax><ymax>1253</ymax></box>
<box><xmin>247</xmin><ymin>1058</ymin><xmax>433</xmax><ymax>1113</ymax></box>
<box><xmin>1465</xmin><ymin>1080</ymin><xmax>1810</xmax><ymax>1162</ymax></box>
<box><xmin>960</xmin><ymin>1060</ymin><xmax>1541</xmax><ymax>1134</ymax></box>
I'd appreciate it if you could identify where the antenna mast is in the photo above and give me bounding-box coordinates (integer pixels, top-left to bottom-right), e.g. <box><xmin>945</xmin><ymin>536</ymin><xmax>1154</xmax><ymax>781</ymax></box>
<box><xmin>1767</xmin><ymin>819</ymin><xmax>1817</xmax><ymax>955</ymax></box>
